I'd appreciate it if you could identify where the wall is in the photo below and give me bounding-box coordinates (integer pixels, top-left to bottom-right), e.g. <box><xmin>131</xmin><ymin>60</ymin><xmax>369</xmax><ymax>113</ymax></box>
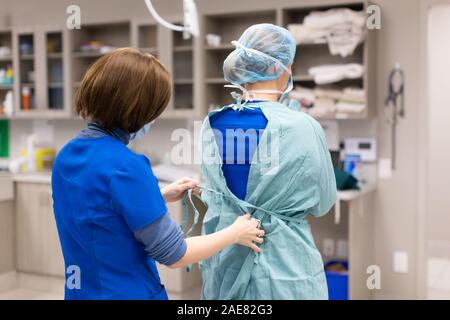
<box><xmin>427</xmin><ymin>3</ymin><xmax>450</xmax><ymax>255</ymax></box>
<box><xmin>0</xmin><ymin>0</ymin><xmax>427</xmax><ymax>298</ymax></box>
<box><xmin>372</xmin><ymin>0</ymin><xmax>422</xmax><ymax>299</ymax></box>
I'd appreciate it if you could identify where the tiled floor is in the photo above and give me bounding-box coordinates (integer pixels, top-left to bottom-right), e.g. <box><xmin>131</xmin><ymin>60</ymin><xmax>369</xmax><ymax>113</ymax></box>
<box><xmin>0</xmin><ymin>284</ymin><xmax>201</xmax><ymax>300</ymax></box>
<box><xmin>0</xmin><ymin>288</ymin><xmax>63</xmax><ymax>300</ymax></box>
<box><xmin>0</xmin><ymin>271</ymin><xmax>201</xmax><ymax>300</ymax></box>
<box><xmin>2</xmin><ymin>262</ymin><xmax>448</xmax><ymax>300</ymax></box>
<box><xmin>168</xmin><ymin>286</ymin><xmax>201</xmax><ymax>300</ymax></box>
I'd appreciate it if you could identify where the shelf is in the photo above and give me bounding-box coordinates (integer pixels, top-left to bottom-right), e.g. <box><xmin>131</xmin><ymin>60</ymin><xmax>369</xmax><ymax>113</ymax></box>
<box><xmin>20</xmin><ymin>54</ymin><xmax>34</xmax><ymax>60</ymax></box>
<box><xmin>313</xmin><ymin>114</ymin><xmax>368</xmax><ymax>121</ymax></box>
<box><xmin>0</xmin><ymin>84</ymin><xmax>13</xmax><ymax>90</ymax></box>
<box><xmin>72</xmin><ymin>51</ymin><xmax>106</xmax><ymax>58</ymax></box>
<box><xmin>21</xmin><ymin>83</ymin><xmax>35</xmax><ymax>88</ymax></box>
<box><xmin>47</xmin><ymin>53</ymin><xmax>63</xmax><ymax>59</ymax></box>
<box><xmin>204</xmin><ymin>10</ymin><xmax>277</xmax><ymax>44</ymax></box>
<box><xmin>174</xmin><ymin>79</ymin><xmax>193</xmax><ymax>85</ymax></box>
<box><xmin>13</xmin><ymin>110</ymin><xmax>72</xmax><ymax>120</ymax></box>
<box><xmin>205</xmin><ymin>44</ymin><xmax>234</xmax><ymax>51</ymax></box>
<box><xmin>293</xmin><ymin>75</ymin><xmax>314</xmax><ymax>82</ymax></box>
<box><xmin>297</xmin><ymin>42</ymin><xmax>328</xmax><ymax>47</ymax></box>
<box><xmin>0</xmin><ymin>56</ymin><xmax>13</xmax><ymax>62</ymax></box>
<box><xmin>174</xmin><ymin>45</ymin><xmax>193</xmax><ymax>52</ymax></box>
<box><xmin>206</xmin><ymin>78</ymin><xmax>226</xmax><ymax>84</ymax></box>
<box><xmin>48</xmin><ymin>82</ymin><xmax>64</xmax><ymax>88</ymax></box>
<box><xmin>141</xmin><ymin>47</ymin><xmax>158</xmax><ymax>54</ymax></box>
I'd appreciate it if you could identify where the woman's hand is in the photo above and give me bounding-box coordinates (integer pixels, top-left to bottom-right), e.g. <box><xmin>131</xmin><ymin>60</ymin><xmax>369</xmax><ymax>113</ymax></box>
<box><xmin>169</xmin><ymin>213</ymin><xmax>265</xmax><ymax>269</ymax></box>
<box><xmin>229</xmin><ymin>214</ymin><xmax>265</xmax><ymax>253</ymax></box>
<box><xmin>160</xmin><ymin>177</ymin><xmax>200</xmax><ymax>203</ymax></box>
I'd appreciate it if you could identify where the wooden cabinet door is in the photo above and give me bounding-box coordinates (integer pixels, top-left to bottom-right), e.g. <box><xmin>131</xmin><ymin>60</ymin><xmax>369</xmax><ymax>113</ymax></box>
<box><xmin>39</xmin><ymin>184</ymin><xmax>64</xmax><ymax>277</ymax></box>
<box><xmin>16</xmin><ymin>182</ymin><xmax>64</xmax><ymax>277</ymax></box>
<box><xmin>16</xmin><ymin>182</ymin><xmax>44</xmax><ymax>273</ymax></box>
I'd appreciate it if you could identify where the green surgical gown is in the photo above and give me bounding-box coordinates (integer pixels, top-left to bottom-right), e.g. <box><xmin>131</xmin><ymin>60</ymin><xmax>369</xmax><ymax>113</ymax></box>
<box><xmin>198</xmin><ymin>101</ymin><xmax>337</xmax><ymax>300</ymax></box>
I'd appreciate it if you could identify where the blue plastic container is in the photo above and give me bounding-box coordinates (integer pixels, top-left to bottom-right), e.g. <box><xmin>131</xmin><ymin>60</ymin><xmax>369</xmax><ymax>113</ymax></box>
<box><xmin>325</xmin><ymin>260</ymin><xmax>348</xmax><ymax>300</ymax></box>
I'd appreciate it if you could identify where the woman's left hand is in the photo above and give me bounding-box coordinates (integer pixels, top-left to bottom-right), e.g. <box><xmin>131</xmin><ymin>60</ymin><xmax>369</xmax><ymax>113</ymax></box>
<box><xmin>161</xmin><ymin>177</ymin><xmax>200</xmax><ymax>203</ymax></box>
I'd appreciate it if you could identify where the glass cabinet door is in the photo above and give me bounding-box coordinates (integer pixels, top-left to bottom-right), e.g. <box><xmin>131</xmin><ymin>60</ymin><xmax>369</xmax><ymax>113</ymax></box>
<box><xmin>18</xmin><ymin>33</ymin><xmax>35</xmax><ymax>111</ymax></box>
<box><xmin>46</xmin><ymin>31</ymin><xmax>64</xmax><ymax>110</ymax></box>
<box><xmin>0</xmin><ymin>30</ymin><xmax>14</xmax><ymax>118</ymax></box>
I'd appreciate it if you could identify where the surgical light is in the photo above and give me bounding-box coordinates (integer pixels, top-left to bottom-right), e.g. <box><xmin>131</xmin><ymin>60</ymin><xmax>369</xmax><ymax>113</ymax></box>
<box><xmin>144</xmin><ymin>0</ymin><xmax>199</xmax><ymax>39</ymax></box>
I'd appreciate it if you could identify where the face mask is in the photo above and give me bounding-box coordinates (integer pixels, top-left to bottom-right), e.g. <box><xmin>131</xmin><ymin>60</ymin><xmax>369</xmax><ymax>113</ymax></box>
<box><xmin>130</xmin><ymin>120</ymin><xmax>155</xmax><ymax>141</ymax></box>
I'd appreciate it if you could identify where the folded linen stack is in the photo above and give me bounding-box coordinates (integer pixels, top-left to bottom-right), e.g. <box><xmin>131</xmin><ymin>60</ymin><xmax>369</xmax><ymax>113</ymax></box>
<box><xmin>289</xmin><ymin>86</ymin><xmax>366</xmax><ymax>119</ymax></box>
<box><xmin>287</xmin><ymin>8</ymin><xmax>367</xmax><ymax>58</ymax></box>
<box><xmin>336</xmin><ymin>87</ymin><xmax>366</xmax><ymax>116</ymax></box>
<box><xmin>308</xmin><ymin>63</ymin><xmax>364</xmax><ymax>85</ymax></box>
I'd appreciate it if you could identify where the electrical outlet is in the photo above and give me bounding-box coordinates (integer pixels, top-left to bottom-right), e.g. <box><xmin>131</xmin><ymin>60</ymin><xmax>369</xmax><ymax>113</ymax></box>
<box><xmin>323</xmin><ymin>239</ymin><xmax>335</xmax><ymax>257</ymax></box>
<box><xmin>378</xmin><ymin>158</ymin><xmax>392</xmax><ymax>179</ymax></box>
<box><xmin>337</xmin><ymin>239</ymin><xmax>348</xmax><ymax>258</ymax></box>
<box><xmin>393</xmin><ymin>251</ymin><xmax>409</xmax><ymax>273</ymax></box>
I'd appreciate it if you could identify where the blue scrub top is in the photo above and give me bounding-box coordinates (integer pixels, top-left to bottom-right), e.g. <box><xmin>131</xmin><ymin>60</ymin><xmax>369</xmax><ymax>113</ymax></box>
<box><xmin>52</xmin><ymin>128</ymin><xmax>168</xmax><ymax>300</ymax></box>
<box><xmin>210</xmin><ymin>102</ymin><xmax>268</xmax><ymax>200</ymax></box>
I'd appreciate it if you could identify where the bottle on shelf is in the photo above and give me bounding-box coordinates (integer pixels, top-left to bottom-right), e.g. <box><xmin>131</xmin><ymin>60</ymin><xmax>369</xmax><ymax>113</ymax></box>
<box><xmin>21</xmin><ymin>86</ymin><xmax>31</xmax><ymax>111</ymax></box>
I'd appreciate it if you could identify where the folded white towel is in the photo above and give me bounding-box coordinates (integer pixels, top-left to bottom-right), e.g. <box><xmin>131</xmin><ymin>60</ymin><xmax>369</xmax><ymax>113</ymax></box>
<box><xmin>314</xmin><ymin>87</ymin><xmax>343</xmax><ymax>100</ymax></box>
<box><xmin>289</xmin><ymin>86</ymin><xmax>315</xmax><ymax>102</ymax></box>
<box><xmin>289</xmin><ymin>9</ymin><xmax>366</xmax><ymax>57</ymax></box>
<box><xmin>336</xmin><ymin>101</ymin><xmax>366</xmax><ymax>114</ymax></box>
<box><xmin>287</xmin><ymin>24</ymin><xmax>328</xmax><ymax>45</ymax></box>
<box><xmin>306</xmin><ymin>98</ymin><xmax>337</xmax><ymax>119</ymax></box>
<box><xmin>303</xmin><ymin>9</ymin><xmax>366</xmax><ymax>30</ymax></box>
<box><xmin>340</xmin><ymin>87</ymin><xmax>366</xmax><ymax>103</ymax></box>
<box><xmin>309</xmin><ymin>63</ymin><xmax>364</xmax><ymax>85</ymax></box>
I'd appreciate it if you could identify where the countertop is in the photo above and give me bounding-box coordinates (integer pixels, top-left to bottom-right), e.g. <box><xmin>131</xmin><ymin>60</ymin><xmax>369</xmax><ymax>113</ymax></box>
<box><xmin>337</xmin><ymin>184</ymin><xmax>377</xmax><ymax>202</ymax></box>
<box><xmin>2</xmin><ymin>172</ymin><xmax>377</xmax><ymax>201</ymax></box>
<box><xmin>8</xmin><ymin>172</ymin><xmax>52</xmax><ymax>184</ymax></box>
<box><xmin>0</xmin><ymin>173</ymin><xmax>52</xmax><ymax>202</ymax></box>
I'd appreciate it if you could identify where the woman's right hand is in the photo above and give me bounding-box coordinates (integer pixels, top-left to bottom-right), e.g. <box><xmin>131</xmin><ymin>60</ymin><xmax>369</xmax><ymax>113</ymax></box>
<box><xmin>230</xmin><ymin>214</ymin><xmax>265</xmax><ymax>253</ymax></box>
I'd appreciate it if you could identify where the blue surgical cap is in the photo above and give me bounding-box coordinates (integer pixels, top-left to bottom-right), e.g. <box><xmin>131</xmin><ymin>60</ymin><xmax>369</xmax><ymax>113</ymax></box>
<box><xmin>223</xmin><ymin>23</ymin><xmax>296</xmax><ymax>85</ymax></box>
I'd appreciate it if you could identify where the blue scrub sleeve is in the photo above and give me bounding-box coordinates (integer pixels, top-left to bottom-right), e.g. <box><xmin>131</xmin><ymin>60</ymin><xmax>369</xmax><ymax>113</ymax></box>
<box><xmin>110</xmin><ymin>154</ymin><xmax>167</xmax><ymax>231</ymax></box>
<box><xmin>134</xmin><ymin>214</ymin><xmax>187</xmax><ymax>266</ymax></box>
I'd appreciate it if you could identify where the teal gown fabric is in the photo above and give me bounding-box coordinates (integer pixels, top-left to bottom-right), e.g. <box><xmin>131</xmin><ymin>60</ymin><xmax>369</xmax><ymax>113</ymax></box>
<box><xmin>198</xmin><ymin>101</ymin><xmax>337</xmax><ymax>300</ymax></box>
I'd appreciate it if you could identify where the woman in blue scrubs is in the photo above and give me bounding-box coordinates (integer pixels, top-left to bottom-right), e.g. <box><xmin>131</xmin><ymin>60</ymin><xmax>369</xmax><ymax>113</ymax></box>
<box><xmin>51</xmin><ymin>48</ymin><xmax>264</xmax><ymax>300</ymax></box>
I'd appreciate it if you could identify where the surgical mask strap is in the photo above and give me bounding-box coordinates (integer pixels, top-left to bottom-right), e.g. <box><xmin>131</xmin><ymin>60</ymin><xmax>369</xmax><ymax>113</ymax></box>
<box><xmin>224</xmin><ymin>84</ymin><xmax>251</xmax><ymax>110</ymax></box>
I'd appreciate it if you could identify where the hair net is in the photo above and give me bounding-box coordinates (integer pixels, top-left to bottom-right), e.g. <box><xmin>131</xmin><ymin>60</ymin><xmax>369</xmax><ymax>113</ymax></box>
<box><xmin>223</xmin><ymin>23</ymin><xmax>296</xmax><ymax>85</ymax></box>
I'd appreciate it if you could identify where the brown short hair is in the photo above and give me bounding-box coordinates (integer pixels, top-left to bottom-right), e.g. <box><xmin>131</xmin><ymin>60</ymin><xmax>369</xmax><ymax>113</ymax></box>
<box><xmin>75</xmin><ymin>47</ymin><xmax>172</xmax><ymax>133</ymax></box>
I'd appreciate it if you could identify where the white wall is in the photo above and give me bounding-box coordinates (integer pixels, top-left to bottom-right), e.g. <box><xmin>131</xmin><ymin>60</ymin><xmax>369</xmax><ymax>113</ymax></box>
<box><xmin>427</xmin><ymin>4</ymin><xmax>450</xmax><ymax>255</ymax></box>
<box><xmin>372</xmin><ymin>0</ymin><xmax>423</xmax><ymax>299</ymax></box>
